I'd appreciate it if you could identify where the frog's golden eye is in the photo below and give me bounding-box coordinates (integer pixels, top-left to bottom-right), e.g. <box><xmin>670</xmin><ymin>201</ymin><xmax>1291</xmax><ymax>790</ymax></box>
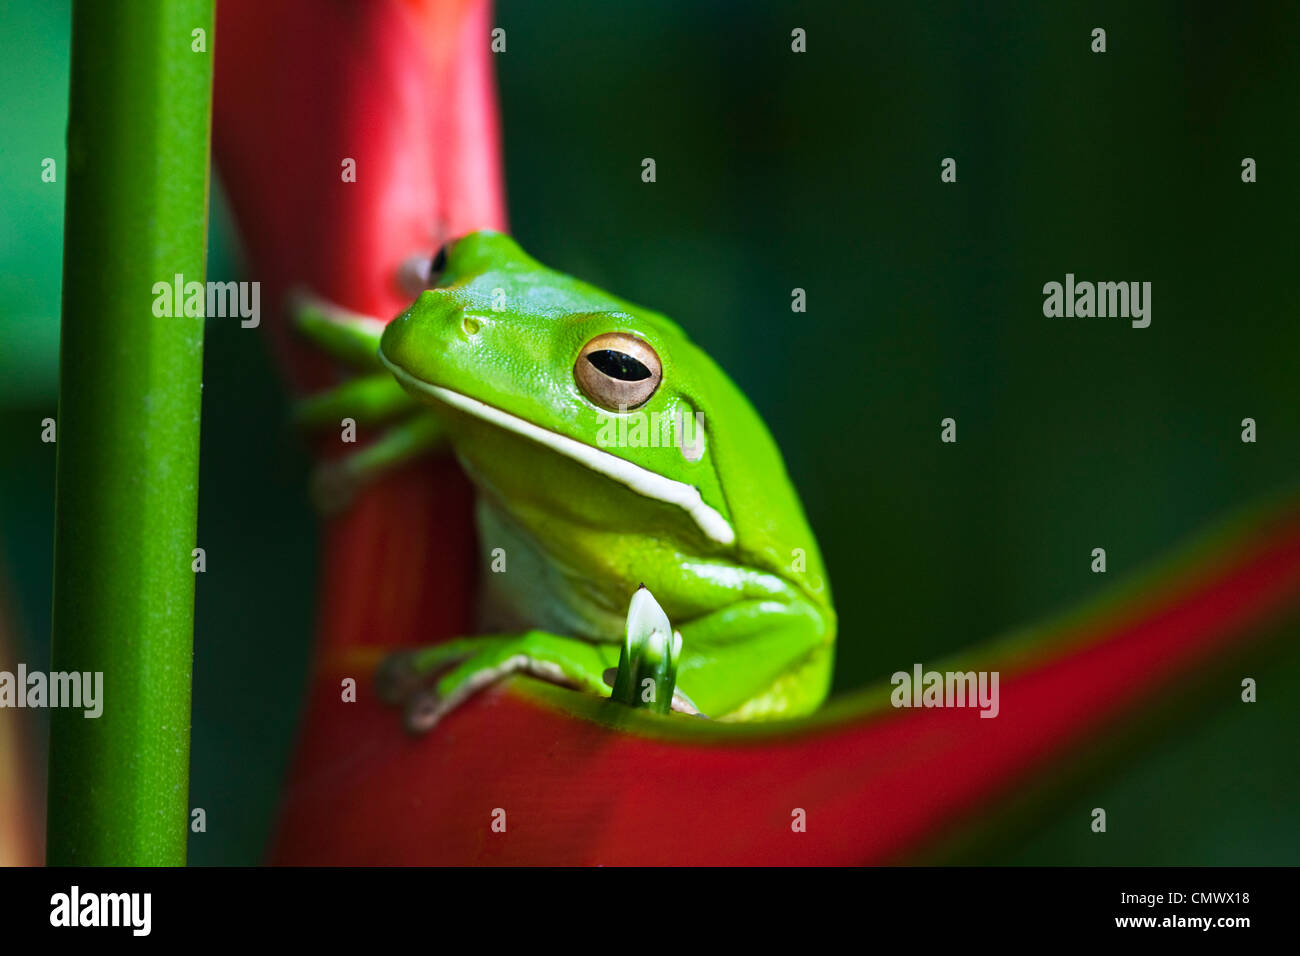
<box><xmin>575</xmin><ymin>333</ymin><xmax>662</xmax><ymax>411</ymax></box>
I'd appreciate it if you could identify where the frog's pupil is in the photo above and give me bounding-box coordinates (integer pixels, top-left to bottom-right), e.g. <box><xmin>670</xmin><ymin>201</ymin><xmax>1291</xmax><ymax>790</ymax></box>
<box><xmin>430</xmin><ymin>244</ymin><xmax>449</xmax><ymax>274</ymax></box>
<box><xmin>587</xmin><ymin>349</ymin><xmax>650</xmax><ymax>381</ymax></box>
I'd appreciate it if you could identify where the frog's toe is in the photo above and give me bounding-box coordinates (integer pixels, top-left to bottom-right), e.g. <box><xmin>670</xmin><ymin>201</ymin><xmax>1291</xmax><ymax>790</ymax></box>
<box><xmin>404</xmin><ymin>689</ymin><xmax>446</xmax><ymax>734</ymax></box>
<box><xmin>670</xmin><ymin>688</ymin><xmax>706</xmax><ymax>717</ymax></box>
<box><xmin>400</xmin><ymin>659</ymin><xmax>513</xmax><ymax>733</ymax></box>
<box><xmin>376</xmin><ymin>642</ymin><xmax>478</xmax><ymax>707</ymax></box>
<box><xmin>375</xmin><ymin>650</ymin><xmax>421</xmax><ymax>705</ymax></box>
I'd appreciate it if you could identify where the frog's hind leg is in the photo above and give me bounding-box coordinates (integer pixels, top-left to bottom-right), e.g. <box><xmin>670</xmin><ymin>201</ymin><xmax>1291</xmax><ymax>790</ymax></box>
<box><xmin>309</xmin><ymin>413</ymin><xmax>447</xmax><ymax>512</ymax></box>
<box><xmin>293</xmin><ymin>372</ymin><xmax>420</xmax><ymax>429</ymax></box>
<box><xmin>289</xmin><ymin>290</ymin><xmax>447</xmax><ymax>510</ymax></box>
<box><xmin>289</xmin><ymin>289</ymin><xmax>389</xmax><ymax>368</ymax></box>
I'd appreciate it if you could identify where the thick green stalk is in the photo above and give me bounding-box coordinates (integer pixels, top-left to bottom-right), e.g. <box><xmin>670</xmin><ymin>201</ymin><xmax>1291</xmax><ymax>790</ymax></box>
<box><xmin>47</xmin><ymin>0</ymin><xmax>214</xmax><ymax>865</ymax></box>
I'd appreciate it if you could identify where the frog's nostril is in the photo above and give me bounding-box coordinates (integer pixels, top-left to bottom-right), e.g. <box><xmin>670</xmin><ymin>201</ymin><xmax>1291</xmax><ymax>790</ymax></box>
<box><xmin>461</xmin><ymin>314</ymin><xmax>483</xmax><ymax>336</ymax></box>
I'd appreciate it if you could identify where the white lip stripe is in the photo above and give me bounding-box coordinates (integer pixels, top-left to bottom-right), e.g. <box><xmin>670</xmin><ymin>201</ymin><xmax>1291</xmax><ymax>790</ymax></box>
<box><xmin>380</xmin><ymin>355</ymin><xmax>737</xmax><ymax>547</ymax></box>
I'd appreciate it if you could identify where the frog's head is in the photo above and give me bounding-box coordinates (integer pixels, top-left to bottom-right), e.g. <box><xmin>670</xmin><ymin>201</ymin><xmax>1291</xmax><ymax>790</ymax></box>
<box><xmin>380</xmin><ymin>231</ymin><xmax>741</xmax><ymax>548</ymax></box>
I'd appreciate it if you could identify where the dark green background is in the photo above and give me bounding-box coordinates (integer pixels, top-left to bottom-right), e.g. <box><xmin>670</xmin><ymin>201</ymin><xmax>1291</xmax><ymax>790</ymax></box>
<box><xmin>1</xmin><ymin>0</ymin><xmax>1296</xmax><ymax>864</ymax></box>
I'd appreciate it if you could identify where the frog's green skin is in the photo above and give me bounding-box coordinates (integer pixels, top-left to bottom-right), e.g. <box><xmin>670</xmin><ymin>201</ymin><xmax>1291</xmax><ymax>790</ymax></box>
<box><xmin>296</xmin><ymin>231</ymin><xmax>835</xmax><ymax>729</ymax></box>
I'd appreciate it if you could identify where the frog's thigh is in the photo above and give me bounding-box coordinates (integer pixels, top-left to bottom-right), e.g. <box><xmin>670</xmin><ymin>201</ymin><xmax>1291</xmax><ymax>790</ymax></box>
<box><xmin>676</xmin><ymin>599</ymin><xmax>830</xmax><ymax>719</ymax></box>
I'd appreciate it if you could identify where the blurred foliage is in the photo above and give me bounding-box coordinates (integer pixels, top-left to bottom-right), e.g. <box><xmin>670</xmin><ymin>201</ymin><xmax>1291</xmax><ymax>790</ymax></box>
<box><xmin>0</xmin><ymin>2</ymin><xmax>66</xmax><ymax>401</ymax></box>
<box><xmin>0</xmin><ymin>0</ymin><xmax>1295</xmax><ymax>863</ymax></box>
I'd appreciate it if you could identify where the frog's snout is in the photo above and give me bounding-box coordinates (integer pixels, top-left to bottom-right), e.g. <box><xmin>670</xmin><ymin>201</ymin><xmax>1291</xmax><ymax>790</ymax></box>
<box><xmin>377</xmin><ymin>304</ymin><xmax>434</xmax><ymax>377</ymax></box>
<box><xmin>379</xmin><ymin>292</ymin><xmax>486</xmax><ymax>382</ymax></box>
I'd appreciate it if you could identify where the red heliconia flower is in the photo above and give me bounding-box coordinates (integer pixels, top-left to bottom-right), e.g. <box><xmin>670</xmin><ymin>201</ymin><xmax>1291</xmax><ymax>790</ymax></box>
<box><xmin>214</xmin><ymin>0</ymin><xmax>505</xmax><ymax>658</ymax></box>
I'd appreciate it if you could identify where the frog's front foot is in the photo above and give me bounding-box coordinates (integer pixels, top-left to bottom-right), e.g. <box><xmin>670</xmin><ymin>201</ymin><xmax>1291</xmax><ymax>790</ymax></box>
<box><xmin>375</xmin><ymin>632</ymin><xmax>615</xmax><ymax>733</ymax></box>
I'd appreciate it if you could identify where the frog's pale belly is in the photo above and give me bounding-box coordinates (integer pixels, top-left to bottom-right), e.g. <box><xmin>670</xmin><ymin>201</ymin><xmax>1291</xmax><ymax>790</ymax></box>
<box><xmin>473</xmin><ymin>498</ymin><xmax>627</xmax><ymax>642</ymax></box>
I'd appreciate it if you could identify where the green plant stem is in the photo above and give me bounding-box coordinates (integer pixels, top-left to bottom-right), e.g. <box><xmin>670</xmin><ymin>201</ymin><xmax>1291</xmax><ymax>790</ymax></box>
<box><xmin>47</xmin><ymin>0</ymin><xmax>214</xmax><ymax>865</ymax></box>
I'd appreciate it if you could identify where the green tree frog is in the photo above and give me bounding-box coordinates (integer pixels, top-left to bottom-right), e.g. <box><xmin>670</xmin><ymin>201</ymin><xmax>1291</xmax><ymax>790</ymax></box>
<box><xmin>295</xmin><ymin>231</ymin><xmax>835</xmax><ymax>730</ymax></box>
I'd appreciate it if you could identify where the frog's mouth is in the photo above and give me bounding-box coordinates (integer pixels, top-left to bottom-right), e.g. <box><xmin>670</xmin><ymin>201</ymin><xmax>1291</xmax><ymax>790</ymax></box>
<box><xmin>379</xmin><ymin>354</ymin><xmax>736</xmax><ymax>547</ymax></box>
